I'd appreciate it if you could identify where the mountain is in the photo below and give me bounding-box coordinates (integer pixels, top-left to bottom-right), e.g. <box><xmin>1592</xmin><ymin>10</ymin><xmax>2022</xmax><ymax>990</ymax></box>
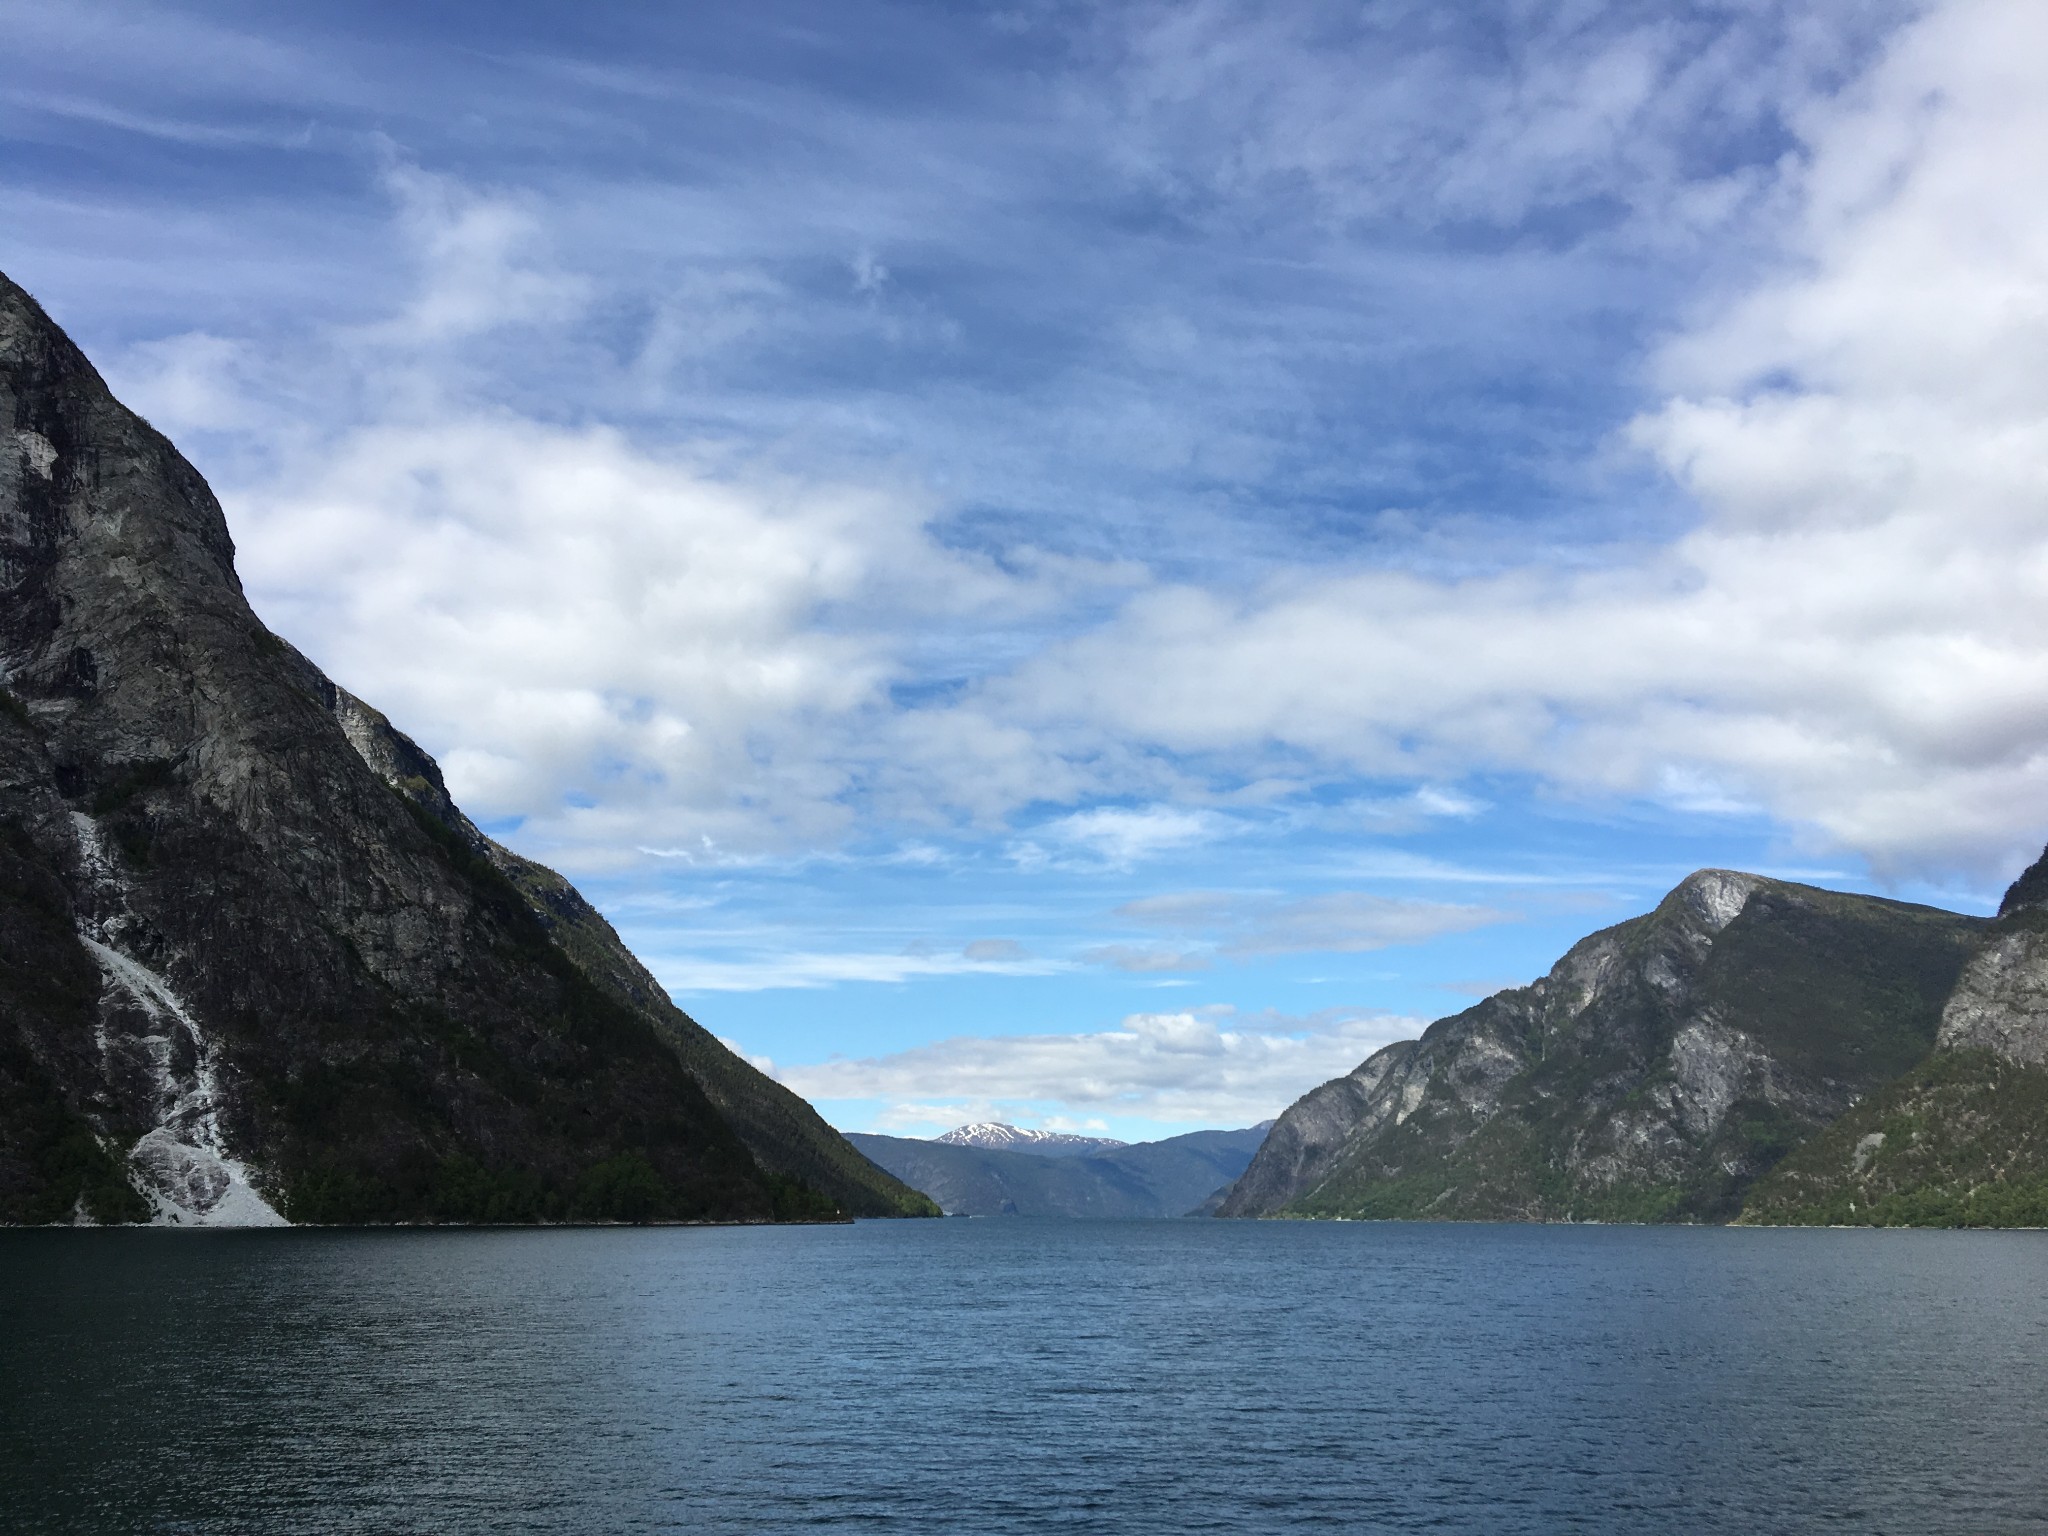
<box><xmin>848</xmin><ymin>1125</ymin><xmax>1269</xmax><ymax>1216</ymax></box>
<box><xmin>0</xmin><ymin>270</ymin><xmax>934</xmax><ymax>1226</ymax></box>
<box><xmin>1739</xmin><ymin>848</ymin><xmax>2048</xmax><ymax>1226</ymax></box>
<box><xmin>932</xmin><ymin>1122</ymin><xmax>1127</xmax><ymax>1157</ymax></box>
<box><xmin>1219</xmin><ymin>871</ymin><xmax>1984</xmax><ymax>1223</ymax></box>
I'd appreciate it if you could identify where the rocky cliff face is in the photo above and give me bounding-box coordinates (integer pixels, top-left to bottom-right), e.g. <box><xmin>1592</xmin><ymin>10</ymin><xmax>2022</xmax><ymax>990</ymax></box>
<box><xmin>1931</xmin><ymin>849</ymin><xmax>2048</xmax><ymax>1068</ymax></box>
<box><xmin>0</xmin><ymin>270</ymin><xmax>929</xmax><ymax>1225</ymax></box>
<box><xmin>1220</xmin><ymin>871</ymin><xmax>1983</xmax><ymax>1222</ymax></box>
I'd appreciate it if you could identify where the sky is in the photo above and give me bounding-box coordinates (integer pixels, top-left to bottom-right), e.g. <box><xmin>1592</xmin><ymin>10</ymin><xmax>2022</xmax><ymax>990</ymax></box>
<box><xmin>6</xmin><ymin>0</ymin><xmax>2048</xmax><ymax>1141</ymax></box>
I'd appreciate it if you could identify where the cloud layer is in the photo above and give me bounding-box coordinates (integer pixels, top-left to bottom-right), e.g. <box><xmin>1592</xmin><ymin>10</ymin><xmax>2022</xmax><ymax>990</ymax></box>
<box><xmin>121</xmin><ymin>0</ymin><xmax>2039</xmax><ymax>889</ymax></box>
<box><xmin>911</xmin><ymin>0</ymin><xmax>2048</xmax><ymax>877</ymax></box>
<box><xmin>778</xmin><ymin>1006</ymin><xmax>1416</xmax><ymax>1132</ymax></box>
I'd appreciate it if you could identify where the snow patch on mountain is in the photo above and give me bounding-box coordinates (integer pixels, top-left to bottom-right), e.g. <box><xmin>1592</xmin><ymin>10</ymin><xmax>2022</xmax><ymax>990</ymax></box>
<box><xmin>933</xmin><ymin>1122</ymin><xmax>1127</xmax><ymax>1157</ymax></box>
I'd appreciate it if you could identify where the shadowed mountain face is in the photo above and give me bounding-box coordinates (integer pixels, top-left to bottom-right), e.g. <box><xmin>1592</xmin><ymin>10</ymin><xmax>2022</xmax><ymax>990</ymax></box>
<box><xmin>1220</xmin><ymin>872</ymin><xmax>1984</xmax><ymax>1223</ymax></box>
<box><xmin>847</xmin><ymin>1127</ymin><xmax>1269</xmax><ymax>1217</ymax></box>
<box><xmin>0</xmin><ymin>271</ymin><xmax>932</xmax><ymax>1225</ymax></box>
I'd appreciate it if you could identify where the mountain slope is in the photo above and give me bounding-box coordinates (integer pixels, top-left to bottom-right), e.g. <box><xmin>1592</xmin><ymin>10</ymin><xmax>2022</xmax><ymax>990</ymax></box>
<box><xmin>1220</xmin><ymin>871</ymin><xmax>1984</xmax><ymax>1223</ymax></box>
<box><xmin>848</xmin><ymin>1126</ymin><xmax>1267</xmax><ymax>1217</ymax></box>
<box><xmin>330</xmin><ymin>689</ymin><xmax>935</xmax><ymax>1218</ymax></box>
<box><xmin>1740</xmin><ymin>850</ymin><xmax>2048</xmax><ymax>1226</ymax></box>
<box><xmin>0</xmin><ymin>269</ymin><xmax>921</xmax><ymax>1226</ymax></box>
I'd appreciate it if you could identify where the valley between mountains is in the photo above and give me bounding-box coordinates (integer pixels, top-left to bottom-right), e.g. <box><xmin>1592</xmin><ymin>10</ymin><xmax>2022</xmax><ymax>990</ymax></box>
<box><xmin>4</xmin><ymin>261</ymin><xmax>2046</xmax><ymax>1230</ymax></box>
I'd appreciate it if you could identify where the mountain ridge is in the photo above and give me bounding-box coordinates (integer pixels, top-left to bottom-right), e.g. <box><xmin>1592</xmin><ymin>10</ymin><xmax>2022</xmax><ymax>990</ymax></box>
<box><xmin>1219</xmin><ymin>869</ymin><xmax>1987</xmax><ymax>1223</ymax></box>
<box><xmin>932</xmin><ymin>1122</ymin><xmax>1127</xmax><ymax>1157</ymax></box>
<box><xmin>850</xmin><ymin>1124</ymin><xmax>1269</xmax><ymax>1217</ymax></box>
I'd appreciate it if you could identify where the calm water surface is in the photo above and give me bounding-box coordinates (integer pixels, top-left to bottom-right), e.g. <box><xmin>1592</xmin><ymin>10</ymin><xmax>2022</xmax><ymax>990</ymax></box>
<box><xmin>3</xmin><ymin>1220</ymin><xmax>2045</xmax><ymax>1533</ymax></box>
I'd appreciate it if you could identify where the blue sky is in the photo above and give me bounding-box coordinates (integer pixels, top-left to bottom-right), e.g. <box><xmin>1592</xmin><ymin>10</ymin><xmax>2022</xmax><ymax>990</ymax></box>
<box><xmin>8</xmin><ymin>0</ymin><xmax>2048</xmax><ymax>1139</ymax></box>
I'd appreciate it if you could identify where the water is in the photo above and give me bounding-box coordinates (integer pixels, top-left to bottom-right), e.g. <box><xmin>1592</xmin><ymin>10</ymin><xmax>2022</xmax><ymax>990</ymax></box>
<box><xmin>3</xmin><ymin>1220</ymin><xmax>2046</xmax><ymax>1534</ymax></box>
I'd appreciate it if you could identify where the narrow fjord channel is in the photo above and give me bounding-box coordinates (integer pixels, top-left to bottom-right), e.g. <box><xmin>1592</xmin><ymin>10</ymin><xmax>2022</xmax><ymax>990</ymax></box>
<box><xmin>4</xmin><ymin>1220</ymin><xmax>2046</xmax><ymax>1534</ymax></box>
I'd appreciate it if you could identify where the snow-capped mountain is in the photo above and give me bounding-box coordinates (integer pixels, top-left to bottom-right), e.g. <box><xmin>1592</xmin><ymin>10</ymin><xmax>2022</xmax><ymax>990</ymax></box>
<box><xmin>933</xmin><ymin>1123</ymin><xmax>1127</xmax><ymax>1158</ymax></box>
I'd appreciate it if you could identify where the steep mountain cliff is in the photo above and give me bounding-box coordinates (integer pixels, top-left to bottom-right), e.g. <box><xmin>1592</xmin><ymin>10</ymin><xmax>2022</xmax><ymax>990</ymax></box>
<box><xmin>1220</xmin><ymin>871</ymin><xmax>1983</xmax><ymax>1223</ymax></box>
<box><xmin>0</xmin><ymin>270</ymin><xmax>931</xmax><ymax>1225</ymax></box>
<box><xmin>1740</xmin><ymin>849</ymin><xmax>2048</xmax><ymax>1226</ymax></box>
<box><xmin>327</xmin><ymin>689</ymin><xmax>935</xmax><ymax>1219</ymax></box>
<box><xmin>848</xmin><ymin>1125</ymin><xmax>1268</xmax><ymax>1217</ymax></box>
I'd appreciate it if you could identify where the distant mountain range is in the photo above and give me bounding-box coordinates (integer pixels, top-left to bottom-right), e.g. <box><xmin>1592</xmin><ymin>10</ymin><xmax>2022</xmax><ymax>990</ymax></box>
<box><xmin>849</xmin><ymin>1124</ymin><xmax>1271</xmax><ymax>1217</ymax></box>
<box><xmin>1224</xmin><ymin>863</ymin><xmax>2048</xmax><ymax>1227</ymax></box>
<box><xmin>932</xmin><ymin>1122</ymin><xmax>1126</xmax><ymax>1156</ymax></box>
<box><xmin>0</xmin><ymin>270</ymin><xmax>933</xmax><ymax>1226</ymax></box>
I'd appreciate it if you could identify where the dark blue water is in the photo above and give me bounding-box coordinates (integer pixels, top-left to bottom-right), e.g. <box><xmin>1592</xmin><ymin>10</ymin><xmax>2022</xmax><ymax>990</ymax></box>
<box><xmin>3</xmin><ymin>1220</ymin><xmax>2046</xmax><ymax>1534</ymax></box>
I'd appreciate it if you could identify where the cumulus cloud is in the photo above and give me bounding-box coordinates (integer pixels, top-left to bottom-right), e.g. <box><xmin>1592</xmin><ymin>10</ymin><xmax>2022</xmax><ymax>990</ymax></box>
<box><xmin>1010</xmin><ymin>804</ymin><xmax>1228</xmax><ymax>870</ymax></box>
<box><xmin>780</xmin><ymin>1005</ymin><xmax>1416</xmax><ymax>1130</ymax></box>
<box><xmin>238</xmin><ymin>412</ymin><xmax>906</xmax><ymax>857</ymax></box>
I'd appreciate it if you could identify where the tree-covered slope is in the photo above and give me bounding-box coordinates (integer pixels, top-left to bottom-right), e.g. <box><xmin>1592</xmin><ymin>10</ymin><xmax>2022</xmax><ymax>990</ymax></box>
<box><xmin>1740</xmin><ymin>866</ymin><xmax>2048</xmax><ymax>1227</ymax></box>
<box><xmin>1737</xmin><ymin>1049</ymin><xmax>2048</xmax><ymax>1226</ymax></box>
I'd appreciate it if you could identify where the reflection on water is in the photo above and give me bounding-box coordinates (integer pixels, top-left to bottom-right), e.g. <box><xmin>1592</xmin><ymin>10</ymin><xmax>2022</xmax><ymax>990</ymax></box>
<box><xmin>3</xmin><ymin>1220</ymin><xmax>2046</xmax><ymax>1533</ymax></box>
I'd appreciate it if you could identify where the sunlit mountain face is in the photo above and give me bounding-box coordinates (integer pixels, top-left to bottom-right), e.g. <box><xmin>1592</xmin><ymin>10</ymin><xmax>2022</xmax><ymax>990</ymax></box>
<box><xmin>8</xmin><ymin>0</ymin><xmax>2044</xmax><ymax>1141</ymax></box>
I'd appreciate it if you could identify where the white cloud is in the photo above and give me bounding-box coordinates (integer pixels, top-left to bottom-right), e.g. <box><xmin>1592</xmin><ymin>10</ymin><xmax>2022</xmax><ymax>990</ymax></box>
<box><xmin>373</xmin><ymin>160</ymin><xmax>591</xmax><ymax>342</ymax></box>
<box><xmin>783</xmin><ymin>1005</ymin><xmax>1416</xmax><ymax>1130</ymax></box>
<box><xmin>1082</xmin><ymin>943</ymin><xmax>1210</xmax><ymax>974</ymax></box>
<box><xmin>237</xmin><ymin>414</ymin><xmax>907</xmax><ymax>858</ymax></box>
<box><xmin>651</xmin><ymin>946</ymin><xmax>1069</xmax><ymax>994</ymax></box>
<box><xmin>115</xmin><ymin>332</ymin><xmax>252</xmax><ymax>432</ymax></box>
<box><xmin>1013</xmin><ymin>804</ymin><xmax>1227</xmax><ymax>869</ymax></box>
<box><xmin>1111</xmin><ymin>887</ymin><xmax>1514</xmax><ymax>955</ymax></box>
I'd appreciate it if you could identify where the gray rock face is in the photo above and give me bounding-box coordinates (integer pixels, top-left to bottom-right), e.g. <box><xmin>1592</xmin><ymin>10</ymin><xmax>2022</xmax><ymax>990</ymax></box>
<box><xmin>1218</xmin><ymin>871</ymin><xmax>1982</xmax><ymax>1222</ymax></box>
<box><xmin>0</xmin><ymin>269</ymin><xmax>917</xmax><ymax>1224</ymax></box>
<box><xmin>1937</xmin><ymin>919</ymin><xmax>2048</xmax><ymax>1070</ymax></box>
<box><xmin>1937</xmin><ymin>842</ymin><xmax>2048</xmax><ymax>1070</ymax></box>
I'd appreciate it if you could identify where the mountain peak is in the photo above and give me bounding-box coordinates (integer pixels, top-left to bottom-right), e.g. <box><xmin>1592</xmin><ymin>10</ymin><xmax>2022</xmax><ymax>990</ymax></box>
<box><xmin>933</xmin><ymin>1123</ymin><xmax>1126</xmax><ymax>1157</ymax></box>
<box><xmin>1998</xmin><ymin>842</ymin><xmax>2048</xmax><ymax>916</ymax></box>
